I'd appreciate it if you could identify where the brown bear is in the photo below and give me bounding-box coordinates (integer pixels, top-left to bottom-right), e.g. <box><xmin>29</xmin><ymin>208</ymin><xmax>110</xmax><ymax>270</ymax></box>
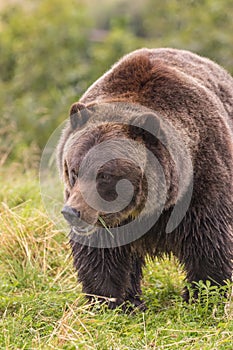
<box><xmin>57</xmin><ymin>48</ymin><xmax>233</xmax><ymax>310</ymax></box>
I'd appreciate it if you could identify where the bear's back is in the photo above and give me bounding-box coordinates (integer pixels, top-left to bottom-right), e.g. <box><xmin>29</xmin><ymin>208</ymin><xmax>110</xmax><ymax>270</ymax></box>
<box><xmin>81</xmin><ymin>48</ymin><xmax>233</xmax><ymax>132</ymax></box>
<box><xmin>147</xmin><ymin>48</ymin><xmax>233</xmax><ymax>120</ymax></box>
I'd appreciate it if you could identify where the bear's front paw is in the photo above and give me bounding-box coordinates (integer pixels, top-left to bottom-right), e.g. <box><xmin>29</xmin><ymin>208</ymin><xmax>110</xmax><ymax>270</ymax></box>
<box><xmin>87</xmin><ymin>295</ymin><xmax>125</xmax><ymax>310</ymax></box>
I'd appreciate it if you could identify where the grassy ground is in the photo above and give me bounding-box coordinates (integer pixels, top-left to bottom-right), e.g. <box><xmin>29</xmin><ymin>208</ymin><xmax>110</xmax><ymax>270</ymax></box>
<box><xmin>0</xmin><ymin>166</ymin><xmax>233</xmax><ymax>349</ymax></box>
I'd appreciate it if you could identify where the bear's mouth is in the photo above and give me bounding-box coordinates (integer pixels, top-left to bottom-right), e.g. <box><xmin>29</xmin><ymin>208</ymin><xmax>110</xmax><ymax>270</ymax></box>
<box><xmin>71</xmin><ymin>224</ymin><xmax>96</xmax><ymax>236</ymax></box>
<box><xmin>70</xmin><ymin>209</ymin><xmax>139</xmax><ymax>238</ymax></box>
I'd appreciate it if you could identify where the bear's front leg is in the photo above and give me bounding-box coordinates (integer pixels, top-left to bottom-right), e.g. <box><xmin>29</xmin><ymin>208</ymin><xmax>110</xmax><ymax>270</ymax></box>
<box><xmin>70</xmin><ymin>240</ymin><xmax>133</xmax><ymax>309</ymax></box>
<box><xmin>125</xmin><ymin>256</ymin><xmax>146</xmax><ymax>311</ymax></box>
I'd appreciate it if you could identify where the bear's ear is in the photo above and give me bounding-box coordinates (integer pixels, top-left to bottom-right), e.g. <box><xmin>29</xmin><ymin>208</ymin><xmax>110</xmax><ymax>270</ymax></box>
<box><xmin>69</xmin><ymin>102</ymin><xmax>90</xmax><ymax>130</ymax></box>
<box><xmin>130</xmin><ymin>113</ymin><xmax>165</xmax><ymax>143</ymax></box>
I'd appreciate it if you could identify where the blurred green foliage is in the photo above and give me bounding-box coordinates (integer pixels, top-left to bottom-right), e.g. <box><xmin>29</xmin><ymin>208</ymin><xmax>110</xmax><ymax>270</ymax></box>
<box><xmin>0</xmin><ymin>0</ymin><xmax>233</xmax><ymax>167</ymax></box>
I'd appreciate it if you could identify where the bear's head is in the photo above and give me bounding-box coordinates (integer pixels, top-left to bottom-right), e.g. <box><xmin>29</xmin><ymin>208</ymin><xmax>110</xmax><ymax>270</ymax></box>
<box><xmin>58</xmin><ymin>101</ymin><xmax>192</xmax><ymax>245</ymax></box>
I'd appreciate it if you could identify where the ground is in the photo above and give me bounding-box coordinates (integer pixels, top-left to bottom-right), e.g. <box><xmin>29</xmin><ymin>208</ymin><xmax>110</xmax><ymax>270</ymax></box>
<box><xmin>0</xmin><ymin>166</ymin><xmax>233</xmax><ymax>349</ymax></box>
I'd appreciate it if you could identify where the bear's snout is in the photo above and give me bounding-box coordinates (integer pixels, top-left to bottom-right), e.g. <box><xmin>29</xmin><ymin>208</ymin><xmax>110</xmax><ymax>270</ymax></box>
<box><xmin>61</xmin><ymin>205</ymin><xmax>81</xmax><ymax>226</ymax></box>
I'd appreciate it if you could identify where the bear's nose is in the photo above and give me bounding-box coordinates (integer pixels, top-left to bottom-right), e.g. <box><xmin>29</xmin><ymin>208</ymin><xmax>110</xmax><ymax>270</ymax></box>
<box><xmin>61</xmin><ymin>205</ymin><xmax>81</xmax><ymax>225</ymax></box>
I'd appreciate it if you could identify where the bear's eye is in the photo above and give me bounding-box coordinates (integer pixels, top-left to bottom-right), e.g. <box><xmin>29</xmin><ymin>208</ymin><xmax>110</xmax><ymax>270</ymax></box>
<box><xmin>69</xmin><ymin>170</ymin><xmax>78</xmax><ymax>187</ymax></box>
<box><xmin>98</xmin><ymin>172</ymin><xmax>113</xmax><ymax>182</ymax></box>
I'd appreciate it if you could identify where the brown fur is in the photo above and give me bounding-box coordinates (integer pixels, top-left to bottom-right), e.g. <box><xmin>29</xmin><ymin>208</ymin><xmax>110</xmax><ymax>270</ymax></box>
<box><xmin>58</xmin><ymin>48</ymin><xmax>233</xmax><ymax>309</ymax></box>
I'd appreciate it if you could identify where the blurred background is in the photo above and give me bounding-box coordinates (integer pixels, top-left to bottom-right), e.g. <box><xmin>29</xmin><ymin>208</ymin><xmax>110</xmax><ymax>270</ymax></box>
<box><xmin>1</xmin><ymin>0</ymin><xmax>233</xmax><ymax>170</ymax></box>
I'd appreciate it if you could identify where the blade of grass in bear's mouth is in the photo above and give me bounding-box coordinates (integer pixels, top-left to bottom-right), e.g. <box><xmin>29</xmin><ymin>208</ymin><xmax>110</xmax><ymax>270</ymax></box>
<box><xmin>98</xmin><ymin>216</ymin><xmax>114</xmax><ymax>238</ymax></box>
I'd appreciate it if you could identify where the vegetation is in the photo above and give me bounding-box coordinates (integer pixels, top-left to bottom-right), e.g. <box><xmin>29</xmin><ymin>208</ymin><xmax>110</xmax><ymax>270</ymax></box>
<box><xmin>1</xmin><ymin>0</ymin><xmax>233</xmax><ymax>348</ymax></box>
<box><xmin>0</xmin><ymin>169</ymin><xmax>233</xmax><ymax>348</ymax></box>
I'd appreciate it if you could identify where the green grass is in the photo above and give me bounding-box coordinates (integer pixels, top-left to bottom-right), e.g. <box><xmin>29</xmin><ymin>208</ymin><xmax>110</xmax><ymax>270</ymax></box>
<box><xmin>0</xmin><ymin>166</ymin><xmax>232</xmax><ymax>349</ymax></box>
